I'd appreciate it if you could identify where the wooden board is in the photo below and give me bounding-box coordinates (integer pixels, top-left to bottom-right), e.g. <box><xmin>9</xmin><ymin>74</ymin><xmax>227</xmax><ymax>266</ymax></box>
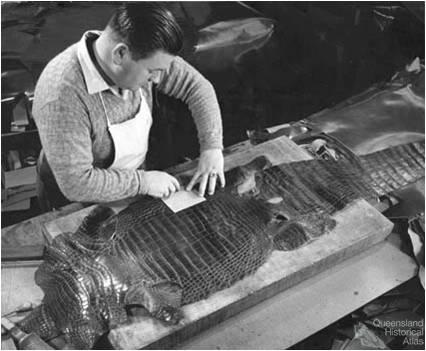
<box><xmin>1</xmin><ymin>261</ymin><xmax>44</xmax><ymax>316</ymax></box>
<box><xmin>43</xmin><ymin>206</ymin><xmax>96</xmax><ymax>242</ymax></box>
<box><xmin>42</xmin><ymin>136</ymin><xmax>312</xmax><ymax>241</ymax></box>
<box><xmin>176</xmin><ymin>239</ymin><xmax>417</xmax><ymax>349</ymax></box>
<box><xmin>108</xmin><ymin>200</ymin><xmax>393</xmax><ymax>350</ymax></box>
<box><xmin>1</xmin><ymin>202</ymin><xmax>86</xmax><ymax>260</ymax></box>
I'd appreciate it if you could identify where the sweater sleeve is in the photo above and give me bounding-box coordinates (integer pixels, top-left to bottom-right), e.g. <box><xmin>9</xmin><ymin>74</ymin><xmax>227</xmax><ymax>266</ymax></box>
<box><xmin>34</xmin><ymin>86</ymin><xmax>148</xmax><ymax>203</ymax></box>
<box><xmin>156</xmin><ymin>56</ymin><xmax>223</xmax><ymax>151</ymax></box>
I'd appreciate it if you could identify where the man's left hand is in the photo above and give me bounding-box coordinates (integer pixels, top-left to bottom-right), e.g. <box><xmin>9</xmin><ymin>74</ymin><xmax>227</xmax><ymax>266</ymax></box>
<box><xmin>186</xmin><ymin>148</ymin><xmax>225</xmax><ymax>196</ymax></box>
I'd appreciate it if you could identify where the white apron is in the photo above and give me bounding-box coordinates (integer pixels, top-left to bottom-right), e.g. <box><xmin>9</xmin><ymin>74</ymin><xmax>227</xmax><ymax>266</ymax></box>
<box><xmin>99</xmin><ymin>89</ymin><xmax>152</xmax><ymax>170</ymax></box>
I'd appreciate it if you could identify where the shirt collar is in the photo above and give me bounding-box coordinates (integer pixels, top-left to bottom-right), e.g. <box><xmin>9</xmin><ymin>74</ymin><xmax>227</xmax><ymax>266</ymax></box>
<box><xmin>77</xmin><ymin>30</ymin><xmax>112</xmax><ymax>95</ymax></box>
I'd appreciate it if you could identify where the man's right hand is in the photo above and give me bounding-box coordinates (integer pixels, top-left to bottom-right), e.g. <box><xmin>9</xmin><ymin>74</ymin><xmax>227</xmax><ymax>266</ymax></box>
<box><xmin>143</xmin><ymin>171</ymin><xmax>180</xmax><ymax>198</ymax></box>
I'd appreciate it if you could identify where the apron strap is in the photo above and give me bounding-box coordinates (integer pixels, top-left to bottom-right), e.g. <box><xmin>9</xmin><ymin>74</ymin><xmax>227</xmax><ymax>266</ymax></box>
<box><xmin>139</xmin><ymin>88</ymin><xmax>145</xmax><ymax>102</ymax></box>
<box><xmin>99</xmin><ymin>92</ymin><xmax>112</xmax><ymax>127</ymax></box>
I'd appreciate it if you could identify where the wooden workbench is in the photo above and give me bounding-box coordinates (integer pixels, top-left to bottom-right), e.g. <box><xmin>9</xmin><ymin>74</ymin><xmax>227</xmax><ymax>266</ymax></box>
<box><xmin>1</xmin><ymin>136</ymin><xmax>413</xmax><ymax>350</ymax></box>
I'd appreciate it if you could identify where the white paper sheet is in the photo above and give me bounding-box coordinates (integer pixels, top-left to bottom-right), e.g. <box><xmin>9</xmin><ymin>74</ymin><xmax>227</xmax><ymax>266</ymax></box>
<box><xmin>162</xmin><ymin>190</ymin><xmax>206</xmax><ymax>213</ymax></box>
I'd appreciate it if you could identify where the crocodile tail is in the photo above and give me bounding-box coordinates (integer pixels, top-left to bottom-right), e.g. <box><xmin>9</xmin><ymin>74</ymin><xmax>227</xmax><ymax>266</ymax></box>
<box><xmin>359</xmin><ymin>140</ymin><xmax>425</xmax><ymax>196</ymax></box>
<box><xmin>19</xmin><ymin>304</ymin><xmax>59</xmax><ymax>341</ymax></box>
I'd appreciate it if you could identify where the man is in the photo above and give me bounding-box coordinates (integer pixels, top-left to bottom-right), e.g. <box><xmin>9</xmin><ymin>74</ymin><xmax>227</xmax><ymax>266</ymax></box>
<box><xmin>34</xmin><ymin>3</ymin><xmax>225</xmax><ymax>211</ymax></box>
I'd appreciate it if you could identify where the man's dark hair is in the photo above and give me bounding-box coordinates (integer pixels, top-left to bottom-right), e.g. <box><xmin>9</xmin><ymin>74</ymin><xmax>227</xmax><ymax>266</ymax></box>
<box><xmin>107</xmin><ymin>2</ymin><xmax>183</xmax><ymax>59</ymax></box>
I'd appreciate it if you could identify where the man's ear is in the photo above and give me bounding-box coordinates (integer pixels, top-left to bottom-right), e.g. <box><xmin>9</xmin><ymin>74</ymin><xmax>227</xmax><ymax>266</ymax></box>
<box><xmin>112</xmin><ymin>43</ymin><xmax>130</xmax><ymax>65</ymax></box>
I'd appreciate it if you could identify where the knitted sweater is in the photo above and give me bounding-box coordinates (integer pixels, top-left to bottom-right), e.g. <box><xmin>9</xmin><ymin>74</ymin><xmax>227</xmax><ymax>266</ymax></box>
<box><xmin>33</xmin><ymin>33</ymin><xmax>223</xmax><ymax>203</ymax></box>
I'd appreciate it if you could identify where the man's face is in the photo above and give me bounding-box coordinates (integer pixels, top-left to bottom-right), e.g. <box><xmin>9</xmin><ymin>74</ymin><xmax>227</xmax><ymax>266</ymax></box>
<box><xmin>115</xmin><ymin>49</ymin><xmax>174</xmax><ymax>90</ymax></box>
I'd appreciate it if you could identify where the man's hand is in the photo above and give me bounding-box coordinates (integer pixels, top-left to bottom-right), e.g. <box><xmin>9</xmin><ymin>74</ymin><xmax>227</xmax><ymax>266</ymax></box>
<box><xmin>144</xmin><ymin>171</ymin><xmax>180</xmax><ymax>198</ymax></box>
<box><xmin>186</xmin><ymin>148</ymin><xmax>225</xmax><ymax>196</ymax></box>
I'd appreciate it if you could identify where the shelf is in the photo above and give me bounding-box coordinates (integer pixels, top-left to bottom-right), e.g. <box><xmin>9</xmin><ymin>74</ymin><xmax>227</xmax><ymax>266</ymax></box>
<box><xmin>2</xmin><ymin>129</ymin><xmax>38</xmax><ymax>138</ymax></box>
<box><xmin>2</xmin><ymin>129</ymin><xmax>41</xmax><ymax>152</ymax></box>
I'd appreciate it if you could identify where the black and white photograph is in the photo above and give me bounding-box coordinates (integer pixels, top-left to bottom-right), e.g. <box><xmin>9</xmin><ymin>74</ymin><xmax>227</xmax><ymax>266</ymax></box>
<box><xmin>1</xmin><ymin>1</ymin><xmax>424</xmax><ymax>349</ymax></box>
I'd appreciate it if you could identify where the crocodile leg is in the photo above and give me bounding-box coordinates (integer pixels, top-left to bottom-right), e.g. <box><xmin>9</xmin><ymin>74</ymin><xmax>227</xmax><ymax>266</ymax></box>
<box><xmin>125</xmin><ymin>281</ymin><xmax>183</xmax><ymax>324</ymax></box>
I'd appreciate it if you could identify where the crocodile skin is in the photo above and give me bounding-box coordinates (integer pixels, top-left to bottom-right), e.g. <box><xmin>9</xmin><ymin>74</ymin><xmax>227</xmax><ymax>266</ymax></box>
<box><xmin>20</xmin><ymin>140</ymin><xmax>425</xmax><ymax>349</ymax></box>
